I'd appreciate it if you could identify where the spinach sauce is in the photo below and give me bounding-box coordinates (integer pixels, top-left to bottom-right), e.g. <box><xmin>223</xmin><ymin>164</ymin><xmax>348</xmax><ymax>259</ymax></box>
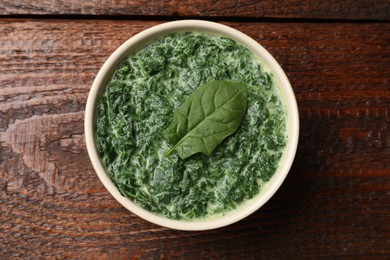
<box><xmin>96</xmin><ymin>32</ymin><xmax>287</xmax><ymax>220</ymax></box>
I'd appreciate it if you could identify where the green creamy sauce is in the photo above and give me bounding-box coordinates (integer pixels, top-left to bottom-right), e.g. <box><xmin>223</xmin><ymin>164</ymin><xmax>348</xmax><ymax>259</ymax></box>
<box><xmin>96</xmin><ymin>32</ymin><xmax>287</xmax><ymax>220</ymax></box>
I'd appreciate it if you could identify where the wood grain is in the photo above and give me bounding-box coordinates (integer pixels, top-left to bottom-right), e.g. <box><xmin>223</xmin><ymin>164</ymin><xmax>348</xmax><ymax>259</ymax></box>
<box><xmin>0</xmin><ymin>0</ymin><xmax>389</xmax><ymax>20</ymax></box>
<box><xmin>0</xmin><ymin>19</ymin><xmax>389</xmax><ymax>258</ymax></box>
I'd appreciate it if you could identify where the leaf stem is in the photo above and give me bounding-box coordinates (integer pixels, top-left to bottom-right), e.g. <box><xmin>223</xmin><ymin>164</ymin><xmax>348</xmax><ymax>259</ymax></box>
<box><xmin>164</xmin><ymin>147</ymin><xmax>176</xmax><ymax>157</ymax></box>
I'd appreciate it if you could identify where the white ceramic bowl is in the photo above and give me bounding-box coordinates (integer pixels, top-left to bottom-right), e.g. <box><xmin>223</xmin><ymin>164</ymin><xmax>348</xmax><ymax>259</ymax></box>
<box><xmin>85</xmin><ymin>20</ymin><xmax>299</xmax><ymax>231</ymax></box>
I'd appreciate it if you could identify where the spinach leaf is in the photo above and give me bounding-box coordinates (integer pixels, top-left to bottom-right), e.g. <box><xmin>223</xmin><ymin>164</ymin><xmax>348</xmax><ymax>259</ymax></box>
<box><xmin>163</xmin><ymin>80</ymin><xmax>248</xmax><ymax>159</ymax></box>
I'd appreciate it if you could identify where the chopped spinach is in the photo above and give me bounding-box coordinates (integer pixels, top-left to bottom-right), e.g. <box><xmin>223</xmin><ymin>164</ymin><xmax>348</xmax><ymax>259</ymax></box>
<box><xmin>96</xmin><ymin>32</ymin><xmax>287</xmax><ymax>220</ymax></box>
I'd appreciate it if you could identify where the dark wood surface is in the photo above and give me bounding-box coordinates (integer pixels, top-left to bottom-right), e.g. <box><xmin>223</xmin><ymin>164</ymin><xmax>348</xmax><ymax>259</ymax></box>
<box><xmin>1</xmin><ymin>0</ymin><xmax>390</xmax><ymax>20</ymax></box>
<box><xmin>0</xmin><ymin>4</ymin><xmax>389</xmax><ymax>259</ymax></box>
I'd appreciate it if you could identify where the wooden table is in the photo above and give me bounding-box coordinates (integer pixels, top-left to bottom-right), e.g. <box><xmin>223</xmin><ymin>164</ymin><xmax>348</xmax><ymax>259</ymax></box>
<box><xmin>1</xmin><ymin>1</ymin><xmax>389</xmax><ymax>258</ymax></box>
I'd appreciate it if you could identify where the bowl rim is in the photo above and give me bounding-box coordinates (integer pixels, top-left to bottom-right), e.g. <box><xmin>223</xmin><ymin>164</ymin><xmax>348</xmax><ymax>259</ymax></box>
<box><xmin>85</xmin><ymin>19</ymin><xmax>299</xmax><ymax>231</ymax></box>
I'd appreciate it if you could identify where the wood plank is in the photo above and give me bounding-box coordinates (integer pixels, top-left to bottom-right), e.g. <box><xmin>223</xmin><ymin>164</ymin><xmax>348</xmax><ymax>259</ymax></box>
<box><xmin>0</xmin><ymin>19</ymin><xmax>389</xmax><ymax>258</ymax></box>
<box><xmin>0</xmin><ymin>0</ymin><xmax>389</xmax><ymax>20</ymax></box>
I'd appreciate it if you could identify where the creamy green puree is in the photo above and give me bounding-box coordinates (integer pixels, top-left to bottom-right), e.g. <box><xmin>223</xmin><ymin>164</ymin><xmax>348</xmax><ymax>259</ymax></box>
<box><xmin>96</xmin><ymin>32</ymin><xmax>287</xmax><ymax>220</ymax></box>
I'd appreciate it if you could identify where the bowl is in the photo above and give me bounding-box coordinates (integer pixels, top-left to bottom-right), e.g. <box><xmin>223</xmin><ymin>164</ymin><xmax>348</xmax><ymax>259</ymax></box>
<box><xmin>85</xmin><ymin>20</ymin><xmax>299</xmax><ymax>231</ymax></box>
